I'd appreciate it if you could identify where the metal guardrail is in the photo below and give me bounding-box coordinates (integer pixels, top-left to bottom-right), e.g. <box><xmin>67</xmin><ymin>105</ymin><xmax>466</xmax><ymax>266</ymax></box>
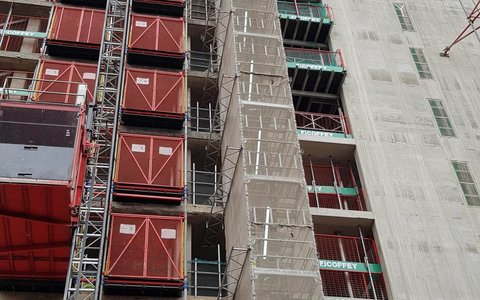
<box><xmin>295</xmin><ymin>111</ymin><xmax>350</xmax><ymax>135</ymax></box>
<box><xmin>285</xmin><ymin>48</ymin><xmax>345</xmax><ymax>68</ymax></box>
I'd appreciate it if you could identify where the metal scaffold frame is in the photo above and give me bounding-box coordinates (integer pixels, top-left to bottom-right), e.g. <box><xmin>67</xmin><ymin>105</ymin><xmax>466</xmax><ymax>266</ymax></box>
<box><xmin>203</xmin><ymin>146</ymin><xmax>242</xmax><ymax>247</ymax></box>
<box><xmin>63</xmin><ymin>0</ymin><xmax>130</xmax><ymax>299</ymax></box>
<box><xmin>218</xmin><ymin>247</ymin><xmax>250</xmax><ymax>300</ymax></box>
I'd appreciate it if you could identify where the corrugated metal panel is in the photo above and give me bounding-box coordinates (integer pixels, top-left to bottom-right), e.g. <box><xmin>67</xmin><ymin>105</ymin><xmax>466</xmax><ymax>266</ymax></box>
<box><xmin>123</xmin><ymin>67</ymin><xmax>184</xmax><ymax>118</ymax></box>
<box><xmin>105</xmin><ymin>213</ymin><xmax>184</xmax><ymax>284</ymax></box>
<box><xmin>129</xmin><ymin>14</ymin><xmax>184</xmax><ymax>55</ymax></box>
<box><xmin>35</xmin><ymin>60</ymin><xmax>97</xmax><ymax>104</ymax></box>
<box><xmin>114</xmin><ymin>133</ymin><xmax>184</xmax><ymax>198</ymax></box>
<box><xmin>48</xmin><ymin>6</ymin><xmax>104</xmax><ymax>46</ymax></box>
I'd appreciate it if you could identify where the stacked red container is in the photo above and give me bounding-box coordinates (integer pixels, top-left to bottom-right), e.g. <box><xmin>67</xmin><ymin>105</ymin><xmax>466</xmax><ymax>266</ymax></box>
<box><xmin>0</xmin><ymin>101</ymin><xmax>87</xmax><ymax>283</ymax></box>
<box><xmin>35</xmin><ymin>59</ymin><xmax>98</xmax><ymax>104</ymax></box>
<box><xmin>105</xmin><ymin>214</ymin><xmax>184</xmax><ymax>289</ymax></box>
<box><xmin>46</xmin><ymin>6</ymin><xmax>104</xmax><ymax>59</ymax></box>
<box><xmin>114</xmin><ymin>133</ymin><xmax>184</xmax><ymax>202</ymax></box>
<box><xmin>122</xmin><ymin>67</ymin><xmax>185</xmax><ymax>128</ymax></box>
<box><xmin>106</xmin><ymin>1</ymin><xmax>186</xmax><ymax>295</ymax></box>
<box><xmin>127</xmin><ymin>13</ymin><xmax>185</xmax><ymax>68</ymax></box>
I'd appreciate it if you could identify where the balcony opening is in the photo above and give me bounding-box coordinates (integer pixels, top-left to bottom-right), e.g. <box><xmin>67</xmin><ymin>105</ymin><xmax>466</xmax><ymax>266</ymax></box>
<box><xmin>278</xmin><ymin>0</ymin><xmax>333</xmax><ymax>45</ymax></box>
<box><xmin>302</xmin><ymin>154</ymin><xmax>367</xmax><ymax>212</ymax></box>
<box><xmin>315</xmin><ymin>226</ymin><xmax>389</xmax><ymax>299</ymax></box>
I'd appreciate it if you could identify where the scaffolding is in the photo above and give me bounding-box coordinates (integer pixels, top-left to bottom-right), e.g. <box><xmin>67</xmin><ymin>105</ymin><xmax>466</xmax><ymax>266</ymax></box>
<box><xmin>63</xmin><ymin>0</ymin><xmax>129</xmax><ymax>299</ymax></box>
<box><xmin>210</xmin><ymin>0</ymin><xmax>323</xmax><ymax>298</ymax></box>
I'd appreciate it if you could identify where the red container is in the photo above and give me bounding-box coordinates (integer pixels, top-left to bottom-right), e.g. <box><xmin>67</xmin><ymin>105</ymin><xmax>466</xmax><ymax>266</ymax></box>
<box><xmin>48</xmin><ymin>6</ymin><xmax>104</xmax><ymax>46</ymax></box>
<box><xmin>123</xmin><ymin>67</ymin><xmax>184</xmax><ymax>119</ymax></box>
<box><xmin>0</xmin><ymin>101</ymin><xmax>87</xmax><ymax>280</ymax></box>
<box><xmin>105</xmin><ymin>213</ymin><xmax>184</xmax><ymax>286</ymax></box>
<box><xmin>35</xmin><ymin>59</ymin><xmax>97</xmax><ymax>104</ymax></box>
<box><xmin>129</xmin><ymin>13</ymin><xmax>184</xmax><ymax>57</ymax></box>
<box><xmin>114</xmin><ymin>133</ymin><xmax>184</xmax><ymax>200</ymax></box>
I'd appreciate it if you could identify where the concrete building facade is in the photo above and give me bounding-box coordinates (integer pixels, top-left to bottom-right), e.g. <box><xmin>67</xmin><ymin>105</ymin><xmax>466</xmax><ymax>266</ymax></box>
<box><xmin>0</xmin><ymin>0</ymin><xmax>479</xmax><ymax>299</ymax></box>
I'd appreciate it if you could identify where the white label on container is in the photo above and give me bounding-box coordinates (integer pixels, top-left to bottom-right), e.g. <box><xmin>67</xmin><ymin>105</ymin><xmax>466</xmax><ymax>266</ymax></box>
<box><xmin>161</xmin><ymin>229</ymin><xmax>176</xmax><ymax>239</ymax></box>
<box><xmin>135</xmin><ymin>21</ymin><xmax>147</xmax><ymax>27</ymax></box>
<box><xmin>136</xmin><ymin>77</ymin><xmax>149</xmax><ymax>85</ymax></box>
<box><xmin>120</xmin><ymin>224</ymin><xmax>136</xmax><ymax>234</ymax></box>
<box><xmin>45</xmin><ymin>69</ymin><xmax>59</xmax><ymax>76</ymax></box>
<box><xmin>132</xmin><ymin>144</ymin><xmax>146</xmax><ymax>153</ymax></box>
<box><xmin>83</xmin><ymin>72</ymin><xmax>96</xmax><ymax>80</ymax></box>
<box><xmin>159</xmin><ymin>147</ymin><xmax>173</xmax><ymax>155</ymax></box>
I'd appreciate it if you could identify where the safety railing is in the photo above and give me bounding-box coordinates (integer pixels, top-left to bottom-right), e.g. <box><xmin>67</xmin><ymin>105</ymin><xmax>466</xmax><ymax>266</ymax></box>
<box><xmin>295</xmin><ymin>111</ymin><xmax>350</xmax><ymax>135</ymax></box>
<box><xmin>189</xmin><ymin>102</ymin><xmax>220</xmax><ymax>133</ymax></box>
<box><xmin>304</xmin><ymin>164</ymin><xmax>356</xmax><ymax>188</ymax></box>
<box><xmin>308</xmin><ymin>193</ymin><xmax>365</xmax><ymax>211</ymax></box>
<box><xmin>315</xmin><ymin>234</ymin><xmax>379</xmax><ymax>264</ymax></box>
<box><xmin>188</xmin><ymin>0</ymin><xmax>209</xmax><ymax>20</ymax></box>
<box><xmin>304</xmin><ymin>161</ymin><xmax>367</xmax><ymax>211</ymax></box>
<box><xmin>188</xmin><ymin>258</ymin><xmax>225</xmax><ymax>297</ymax></box>
<box><xmin>187</xmin><ymin>163</ymin><xmax>218</xmax><ymax>205</ymax></box>
<box><xmin>1</xmin><ymin>76</ymin><xmax>87</xmax><ymax>105</ymax></box>
<box><xmin>315</xmin><ymin>234</ymin><xmax>388</xmax><ymax>299</ymax></box>
<box><xmin>285</xmin><ymin>47</ymin><xmax>345</xmax><ymax>68</ymax></box>
<box><xmin>0</xmin><ymin>14</ymin><xmax>48</xmax><ymax>53</ymax></box>
<box><xmin>190</xmin><ymin>51</ymin><xmax>211</xmax><ymax>71</ymax></box>
<box><xmin>321</xmin><ymin>270</ymin><xmax>388</xmax><ymax>299</ymax></box>
<box><xmin>277</xmin><ymin>0</ymin><xmax>332</xmax><ymax>20</ymax></box>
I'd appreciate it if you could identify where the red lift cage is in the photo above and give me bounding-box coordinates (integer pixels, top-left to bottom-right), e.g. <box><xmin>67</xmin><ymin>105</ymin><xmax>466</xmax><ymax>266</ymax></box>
<box><xmin>128</xmin><ymin>13</ymin><xmax>185</xmax><ymax>68</ymax></box>
<box><xmin>122</xmin><ymin>67</ymin><xmax>184</xmax><ymax>128</ymax></box>
<box><xmin>46</xmin><ymin>6</ymin><xmax>104</xmax><ymax>59</ymax></box>
<box><xmin>0</xmin><ymin>101</ymin><xmax>87</xmax><ymax>281</ymax></box>
<box><xmin>105</xmin><ymin>213</ymin><xmax>184</xmax><ymax>288</ymax></box>
<box><xmin>34</xmin><ymin>59</ymin><xmax>98</xmax><ymax>104</ymax></box>
<box><xmin>114</xmin><ymin>133</ymin><xmax>184</xmax><ymax>202</ymax></box>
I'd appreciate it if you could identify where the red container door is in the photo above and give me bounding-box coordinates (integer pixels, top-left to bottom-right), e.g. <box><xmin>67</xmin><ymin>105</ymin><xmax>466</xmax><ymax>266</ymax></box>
<box><xmin>49</xmin><ymin>6</ymin><xmax>104</xmax><ymax>45</ymax></box>
<box><xmin>115</xmin><ymin>133</ymin><xmax>184</xmax><ymax>195</ymax></box>
<box><xmin>123</xmin><ymin>68</ymin><xmax>184</xmax><ymax>117</ymax></box>
<box><xmin>35</xmin><ymin>60</ymin><xmax>97</xmax><ymax>104</ymax></box>
<box><xmin>106</xmin><ymin>214</ymin><xmax>183</xmax><ymax>282</ymax></box>
<box><xmin>129</xmin><ymin>14</ymin><xmax>184</xmax><ymax>55</ymax></box>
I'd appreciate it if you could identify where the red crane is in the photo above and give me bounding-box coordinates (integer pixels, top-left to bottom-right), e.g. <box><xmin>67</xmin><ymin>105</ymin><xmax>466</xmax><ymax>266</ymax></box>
<box><xmin>441</xmin><ymin>0</ymin><xmax>480</xmax><ymax>56</ymax></box>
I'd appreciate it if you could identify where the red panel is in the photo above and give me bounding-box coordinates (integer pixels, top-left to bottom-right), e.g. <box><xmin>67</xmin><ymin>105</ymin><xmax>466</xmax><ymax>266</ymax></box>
<box><xmin>115</xmin><ymin>133</ymin><xmax>184</xmax><ymax>197</ymax></box>
<box><xmin>129</xmin><ymin>14</ymin><xmax>184</xmax><ymax>55</ymax></box>
<box><xmin>123</xmin><ymin>67</ymin><xmax>184</xmax><ymax>118</ymax></box>
<box><xmin>0</xmin><ymin>184</ymin><xmax>73</xmax><ymax>280</ymax></box>
<box><xmin>320</xmin><ymin>270</ymin><xmax>388</xmax><ymax>299</ymax></box>
<box><xmin>48</xmin><ymin>6</ymin><xmax>104</xmax><ymax>46</ymax></box>
<box><xmin>35</xmin><ymin>60</ymin><xmax>97</xmax><ymax>104</ymax></box>
<box><xmin>106</xmin><ymin>213</ymin><xmax>183</xmax><ymax>284</ymax></box>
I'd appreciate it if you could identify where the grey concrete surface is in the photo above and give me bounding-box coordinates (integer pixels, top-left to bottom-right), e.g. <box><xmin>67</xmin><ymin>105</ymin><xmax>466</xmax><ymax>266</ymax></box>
<box><xmin>329</xmin><ymin>0</ymin><xmax>480</xmax><ymax>299</ymax></box>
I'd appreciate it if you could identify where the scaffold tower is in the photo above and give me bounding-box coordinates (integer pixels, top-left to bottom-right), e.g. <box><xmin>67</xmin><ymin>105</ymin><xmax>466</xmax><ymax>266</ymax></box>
<box><xmin>217</xmin><ymin>0</ymin><xmax>323</xmax><ymax>298</ymax></box>
<box><xmin>63</xmin><ymin>0</ymin><xmax>129</xmax><ymax>299</ymax></box>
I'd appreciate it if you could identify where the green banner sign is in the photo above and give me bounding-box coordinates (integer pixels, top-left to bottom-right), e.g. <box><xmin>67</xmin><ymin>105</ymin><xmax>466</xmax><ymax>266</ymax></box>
<box><xmin>297</xmin><ymin>129</ymin><xmax>353</xmax><ymax>139</ymax></box>
<box><xmin>319</xmin><ymin>259</ymin><xmax>382</xmax><ymax>273</ymax></box>
<box><xmin>0</xmin><ymin>88</ymin><xmax>31</xmax><ymax>97</ymax></box>
<box><xmin>3</xmin><ymin>30</ymin><xmax>47</xmax><ymax>39</ymax></box>
<box><xmin>306</xmin><ymin>185</ymin><xmax>358</xmax><ymax>196</ymax></box>
<box><xmin>286</xmin><ymin>62</ymin><xmax>344</xmax><ymax>73</ymax></box>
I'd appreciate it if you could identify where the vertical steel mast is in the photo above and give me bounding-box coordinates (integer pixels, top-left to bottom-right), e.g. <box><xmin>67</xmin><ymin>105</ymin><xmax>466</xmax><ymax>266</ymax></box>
<box><xmin>64</xmin><ymin>0</ymin><xmax>129</xmax><ymax>299</ymax></box>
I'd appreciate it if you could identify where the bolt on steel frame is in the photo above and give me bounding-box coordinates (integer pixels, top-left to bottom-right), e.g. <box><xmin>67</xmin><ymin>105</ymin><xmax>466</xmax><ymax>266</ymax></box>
<box><xmin>63</xmin><ymin>0</ymin><xmax>130</xmax><ymax>299</ymax></box>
